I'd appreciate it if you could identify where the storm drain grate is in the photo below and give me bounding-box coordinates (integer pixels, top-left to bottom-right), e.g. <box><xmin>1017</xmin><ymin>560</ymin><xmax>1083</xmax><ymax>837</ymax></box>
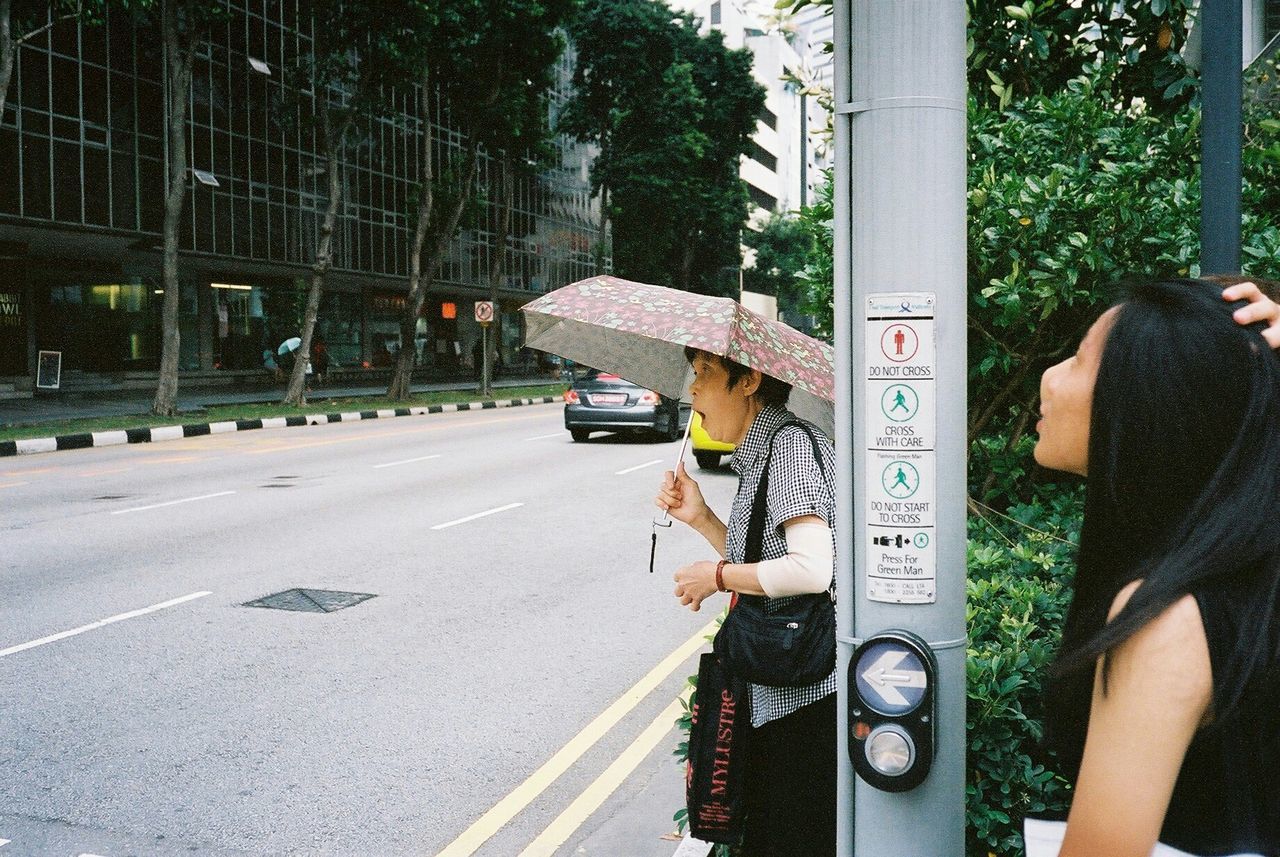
<box><xmin>243</xmin><ymin>588</ymin><xmax>376</xmax><ymax>613</ymax></box>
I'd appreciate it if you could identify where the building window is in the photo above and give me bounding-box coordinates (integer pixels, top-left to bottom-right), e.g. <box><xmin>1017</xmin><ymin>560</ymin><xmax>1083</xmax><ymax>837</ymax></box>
<box><xmin>710</xmin><ymin>1</ymin><xmax>721</xmax><ymax>25</ymax></box>
<box><xmin>748</xmin><ymin>141</ymin><xmax>777</xmax><ymax>173</ymax></box>
<box><xmin>758</xmin><ymin>106</ymin><xmax>777</xmax><ymax>130</ymax></box>
<box><xmin>747</xmin><ymin>183</ymin><xmax>777</xmax><ymax>212</ymax></box>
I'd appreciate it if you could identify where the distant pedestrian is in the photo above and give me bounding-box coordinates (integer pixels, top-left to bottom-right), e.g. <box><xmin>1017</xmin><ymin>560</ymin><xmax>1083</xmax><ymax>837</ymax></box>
<box><xmin>312</xmin><ymin>337</ymin><xmax>329</xmax><ymax>387</ymax></box>
<box><xmin>656</xmin><ymin>347</ymin><xmax>837</xmax><ymax>857</ymax></box>
<box><xmin>1024</xmin><ymin>278</ymin><xmax>1280</xmax><ymax>857</ymax></box>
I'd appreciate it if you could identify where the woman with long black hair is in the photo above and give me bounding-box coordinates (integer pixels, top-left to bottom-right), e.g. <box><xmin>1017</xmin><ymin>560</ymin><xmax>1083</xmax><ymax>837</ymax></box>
<box><xmin>1026</xmin><ymin>278</ymin><xmax>1280</xmax><ymax>856</ymax></box>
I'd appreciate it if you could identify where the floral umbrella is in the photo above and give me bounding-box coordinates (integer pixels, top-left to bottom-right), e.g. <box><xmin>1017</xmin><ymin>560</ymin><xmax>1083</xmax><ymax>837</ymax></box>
<box><xmin>522</xmin><ymin>275</ymin><xmax>835</xmax><ymax>437</ymax></box>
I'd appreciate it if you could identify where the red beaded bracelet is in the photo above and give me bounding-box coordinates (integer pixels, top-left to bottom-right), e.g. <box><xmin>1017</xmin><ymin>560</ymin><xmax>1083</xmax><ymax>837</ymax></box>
<box><xmin>715</xmin><ymin>559</ymin><xmax>728</xmax><ymax>593</ymax></box>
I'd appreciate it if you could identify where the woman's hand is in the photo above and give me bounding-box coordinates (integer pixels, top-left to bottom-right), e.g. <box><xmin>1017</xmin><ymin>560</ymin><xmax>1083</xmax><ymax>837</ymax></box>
<box><xmin>674</xmin><ymin>560</ymin><xmax>719</xmax><ymax>612</ymax></box>
<box><xmin>1224</xmin><ymin>281</ymin><xmax>1280</xmax><ymax>349</ymax></box>
<box><xmin>656</xmin><ymin>462</ymin><xmax>709</xmax><ymax>527</ymax></box>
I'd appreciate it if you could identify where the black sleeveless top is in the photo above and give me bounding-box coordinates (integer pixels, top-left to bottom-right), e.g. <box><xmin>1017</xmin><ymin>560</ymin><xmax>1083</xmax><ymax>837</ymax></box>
<box><xmin>1043</xmin><ymin>579</ymin><xmax>1280</xmax><ymax>855</ymax></box>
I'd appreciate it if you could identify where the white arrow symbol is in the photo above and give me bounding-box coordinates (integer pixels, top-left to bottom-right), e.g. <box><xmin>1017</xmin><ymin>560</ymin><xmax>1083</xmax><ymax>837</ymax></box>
<box><xmin>861</xmin><ymin>650</ymin><xmax>927</xmax><ymax>707</ymax></box>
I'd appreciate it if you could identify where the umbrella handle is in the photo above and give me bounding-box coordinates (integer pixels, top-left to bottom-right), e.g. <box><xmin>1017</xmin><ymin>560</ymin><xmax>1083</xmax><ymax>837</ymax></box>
<box><xmin>653</xmin><ymin>412</ymin><xmax>693</xmax><ymax>527</ymax></box>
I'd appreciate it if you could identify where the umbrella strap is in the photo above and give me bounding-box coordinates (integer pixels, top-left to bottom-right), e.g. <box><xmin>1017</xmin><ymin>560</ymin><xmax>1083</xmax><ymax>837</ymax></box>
<box><xmin>649</xmin><ymin>525</ymin><xmax>657</xmax><ymax>574</ymax></box>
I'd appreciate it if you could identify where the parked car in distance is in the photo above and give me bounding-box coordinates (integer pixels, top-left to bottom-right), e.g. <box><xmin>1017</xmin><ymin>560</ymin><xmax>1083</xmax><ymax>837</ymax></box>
<box><xmin>691</xmin><ymin>411</ymin><xmax>735</xmax><ymax>468</ymax></box>
<box><xmin>564</xmin><ymin>370</ymin><xmax>689</xmax><ymax>442</ymax></box>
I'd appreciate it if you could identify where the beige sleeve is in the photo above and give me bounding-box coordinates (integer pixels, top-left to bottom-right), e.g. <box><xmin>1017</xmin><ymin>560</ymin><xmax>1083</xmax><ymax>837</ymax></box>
<box><xmin>755</xmin><ymin>521</ymin><xmax>834</xmax><ymax>598</ymax></box>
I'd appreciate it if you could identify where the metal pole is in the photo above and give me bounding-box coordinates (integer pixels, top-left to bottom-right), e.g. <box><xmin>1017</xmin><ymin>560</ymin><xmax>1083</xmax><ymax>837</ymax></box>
<box><xmin>834</xmin><ymin>3</ymin><xmax>967</xmax><ymax>855</ymax></box>
<box><xmin>1200</xmin><ymin>0</ymin><xmax>1242</xmax><ymax>275</ymax></box>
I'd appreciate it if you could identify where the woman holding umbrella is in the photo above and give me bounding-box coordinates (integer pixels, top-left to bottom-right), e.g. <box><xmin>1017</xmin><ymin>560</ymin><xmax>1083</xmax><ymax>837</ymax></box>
<box><xmin>657</xmin><ymin>347</ymin><xmax>838</xmax><ymax>857</ymax></box>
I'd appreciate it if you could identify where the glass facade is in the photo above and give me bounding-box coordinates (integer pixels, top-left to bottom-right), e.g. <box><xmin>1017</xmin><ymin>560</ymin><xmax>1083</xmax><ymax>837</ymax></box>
<box><xmin>0</xmin><ymin>2</ymin><xmax>607</xmax><ymax>379</ymax></box>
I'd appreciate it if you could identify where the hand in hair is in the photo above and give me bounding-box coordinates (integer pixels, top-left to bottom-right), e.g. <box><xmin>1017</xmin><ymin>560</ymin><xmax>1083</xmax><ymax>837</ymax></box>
<box><xmin>1222</xmin><ymin>281</ymin><xmax>1280</xmax><ymax>349</ymax></box>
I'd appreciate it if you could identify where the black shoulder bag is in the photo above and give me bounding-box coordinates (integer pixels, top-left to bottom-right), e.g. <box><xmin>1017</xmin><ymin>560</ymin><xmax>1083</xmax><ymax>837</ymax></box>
<box><xmin>712</xmin><ymin>422</ymin><xmax>837</xmax><ymax>688</ymax></box>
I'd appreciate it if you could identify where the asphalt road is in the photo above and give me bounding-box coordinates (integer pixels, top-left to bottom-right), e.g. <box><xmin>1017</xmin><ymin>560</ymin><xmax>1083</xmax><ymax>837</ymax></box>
<box><xmin>0</xmin><ymin>406</ymin><xmax>738</xmax><ymax>857</ymax></box>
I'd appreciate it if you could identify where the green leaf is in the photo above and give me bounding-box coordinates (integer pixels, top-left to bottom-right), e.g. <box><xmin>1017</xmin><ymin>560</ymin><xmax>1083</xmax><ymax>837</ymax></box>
<box><xmin>1004</xmin><ymin>4</ymin><xmax>1030</xmax><ymax>21</ymax></box>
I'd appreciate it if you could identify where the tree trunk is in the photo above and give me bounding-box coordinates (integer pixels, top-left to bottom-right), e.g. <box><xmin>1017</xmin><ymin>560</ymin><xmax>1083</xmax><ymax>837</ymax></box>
<box><xmin>387</xmin><ymin>140</ymin><xmax>479</xmax><ymax>401</ymax></box>
<box><xmin>0</xmin><ymin>0</ymin><xmax>14</xmax><ymax>123</ymax></box>
<box><xmin>481</xmin><ymin>155</ymin><xmax>513</xmax><ymax>398</ymax></box>
<box><xmin>283</xmin><ymin>113</ymin><xmax>349</xmax><ymax>406</ymax></box>
<box><xmin>387</xmin><ymin>70</ymin><xmax>436</xmax><ymax>401</ymax></box>
<box><xmin>152</xmin><ymin>1</ymin><xmax>195</xmax><ymax>418</ymax></box>
<box><xmin>680</xmin><ymin>239</ymin><xmax>696</xmax><ymax>292</ymax></box>
<box><xmin>592</xmin><ymin>129</ymin><xmax>609</xmax><ymax>275</ymax></box>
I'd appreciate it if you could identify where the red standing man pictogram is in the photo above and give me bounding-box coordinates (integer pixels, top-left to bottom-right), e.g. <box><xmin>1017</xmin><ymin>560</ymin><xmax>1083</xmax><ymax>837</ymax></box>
<box><xmin>894</xmin><ymin>328</ymin><xmax>905</xmax><ymax>356</ymax></box>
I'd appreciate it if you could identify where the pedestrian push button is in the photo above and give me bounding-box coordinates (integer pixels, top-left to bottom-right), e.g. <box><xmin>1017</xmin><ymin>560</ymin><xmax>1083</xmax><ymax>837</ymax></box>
<box><xmin>848</xmin><ymin>629</ymin><xmax>937</xmax><ymax>792</ymax></box>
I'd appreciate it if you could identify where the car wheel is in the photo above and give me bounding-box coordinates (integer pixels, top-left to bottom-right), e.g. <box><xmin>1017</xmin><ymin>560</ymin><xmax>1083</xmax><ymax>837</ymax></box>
<box><xmin>570</xmin><ymin>428</ymin><xmax>591</xmax><ymax>443</ymax></box>
<box><xmin>664</xmin><ymin>411</ymin><xmax>682</xmax><ymax>442</ymax></box>
<box><xmin>694</xmin><ymin>451</ymin><xmax>720</xmax><ymax>469</ymax></box>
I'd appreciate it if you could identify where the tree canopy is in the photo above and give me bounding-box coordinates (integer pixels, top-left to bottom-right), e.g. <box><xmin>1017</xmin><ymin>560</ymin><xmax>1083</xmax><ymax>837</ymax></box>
<box><xmin>563</xmin><ymin>0</ymin><xmax>765</xmax><ymax>295</ymax></box>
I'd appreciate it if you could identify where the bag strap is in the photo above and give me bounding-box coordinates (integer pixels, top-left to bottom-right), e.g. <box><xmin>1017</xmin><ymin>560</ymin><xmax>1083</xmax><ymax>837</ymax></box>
<box><xmin>743</xmin><ymin>420</ymin><xmax>829</xmax><ymax>565</ymax></box>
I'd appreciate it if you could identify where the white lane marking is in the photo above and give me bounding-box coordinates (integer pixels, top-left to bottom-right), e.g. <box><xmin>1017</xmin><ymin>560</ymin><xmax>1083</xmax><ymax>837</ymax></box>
<box><xmin>430</xmin><ymin>503</ymin><xmax>524</xmax><ymax>531</ymax></box>
<box><xmin>0</xmin><ymin>838</ymin><xmax>10</xmax><ymax>847</ymax></box>
<box><xmin>615</xmin><ymin>458</ymin><xmax>663</xmax><ymax>476</ymax></box>
<box><xmin>518</xmin><ymin>695</ymin><xmax>688</xmax><ymax>857</ymax></box>
<box><xmin>523</xmin><ymin>433</ymin><xmax>563</xmax><ymax>442</ymax></box>
<box><xmin>110</xmin><ymin>490</ymin><xmax>236</xmax><ymax>515</ymax></box>
<box><xmin>431</xmin><ymin>620</ymin><xmax>717</xmax><ymax>857</ymax></box>
<box><xmin>373</xmin><ymin>454</ymin><xmax>442</xmax><ymax>469</ymax></box>
<box><xmin>0</xmin><ymin>591</ymin><xmax>212</xmax><ymax>659</ymax></box>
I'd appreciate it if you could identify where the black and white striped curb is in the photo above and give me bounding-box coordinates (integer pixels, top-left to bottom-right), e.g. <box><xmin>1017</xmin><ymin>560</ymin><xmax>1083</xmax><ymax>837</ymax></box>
<box><xmin>0</xmin><ymin>396</ymin><xmax>559</xmax><ymax>458</ymax></box>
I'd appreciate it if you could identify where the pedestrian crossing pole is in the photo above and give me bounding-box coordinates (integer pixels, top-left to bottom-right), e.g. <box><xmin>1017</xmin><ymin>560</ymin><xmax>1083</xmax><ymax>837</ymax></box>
<box><xmin>833</xmin><ymin>3</ymin><xmax>967</xmax><ymax>855</ymax></box>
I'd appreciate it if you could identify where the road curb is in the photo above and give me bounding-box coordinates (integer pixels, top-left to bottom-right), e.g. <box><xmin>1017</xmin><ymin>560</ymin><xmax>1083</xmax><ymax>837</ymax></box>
<box><xmin>0</xmin><ymin>396</ymin><xmax>560</xmax><ymax>458</ymax></box>
<box><xmin>672</xmin><ymin>834</ymin><xmax>714</xmax><ymax>857</ymax></box>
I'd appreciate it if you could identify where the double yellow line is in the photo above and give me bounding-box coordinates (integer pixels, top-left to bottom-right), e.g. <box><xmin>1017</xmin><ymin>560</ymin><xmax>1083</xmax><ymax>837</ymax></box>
<box><xmin>435</xmin><ymin>620</ymin><xmax>717</xmax><ymax>857</ymax></box>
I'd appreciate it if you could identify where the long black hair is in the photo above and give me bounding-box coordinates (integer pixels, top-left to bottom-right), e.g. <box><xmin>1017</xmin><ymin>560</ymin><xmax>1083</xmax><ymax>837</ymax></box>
<box><xmin>1047</xmin><ymin>278</ymin><xmax>1280</xmax><ymax>770</ymax></box>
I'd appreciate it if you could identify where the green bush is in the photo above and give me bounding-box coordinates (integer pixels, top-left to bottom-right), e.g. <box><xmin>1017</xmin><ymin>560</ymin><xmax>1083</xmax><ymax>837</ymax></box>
<box><xmin>966</xmin><ymin>489</ymin><xmax>1082</xmax><ymax>855</ymax></box>
<box><xmin>673</xmin><ymin>58</ymin><xmax>1280</xmax><ymax>857</ymax></box>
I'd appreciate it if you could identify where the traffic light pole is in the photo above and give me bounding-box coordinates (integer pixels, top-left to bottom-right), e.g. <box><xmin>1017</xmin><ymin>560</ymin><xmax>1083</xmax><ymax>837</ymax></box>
<box><xmin>1200</xmin><ymin>0</ymin><xmax>1242</xmax><ymax>275</ymax></box>
<box><xmin>833</xmin><ymin>3</ymin><xmax>967</xmax><ymax>855</ymax></box>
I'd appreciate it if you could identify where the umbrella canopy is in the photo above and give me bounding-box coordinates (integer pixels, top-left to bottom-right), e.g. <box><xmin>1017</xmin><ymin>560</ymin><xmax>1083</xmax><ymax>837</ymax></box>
<box><xmin>277</xmin><ymin>337</ymin><xmax>302</xmax><ymax>356</ymax></box>
<box><xmin>522</xmin><ymin>275</ymin><xmax>835</xmax><ymax>437</ymax></box>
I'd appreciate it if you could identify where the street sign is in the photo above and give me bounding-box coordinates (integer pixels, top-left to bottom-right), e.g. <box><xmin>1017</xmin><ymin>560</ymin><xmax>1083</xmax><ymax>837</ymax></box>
<box><xmin>865</xmin><ymin>293</ymin><xmax>936</xmax><ymax>603</ymax></box>
<box><xmin>474</xmin><ymin>301</ymin><xmax>495</xmax><ymax>325</ymax></box>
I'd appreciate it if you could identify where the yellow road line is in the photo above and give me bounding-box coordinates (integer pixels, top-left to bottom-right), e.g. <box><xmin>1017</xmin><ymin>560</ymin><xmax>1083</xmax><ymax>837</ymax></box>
<box><xmin>517</xmin><ymin>695</ymin><xmax>687</xmax><ymax>857</ymax></box>
<box><xmin>0</xmin><ymin>481</ymin><xmax>29</xmax><ymax>489</ymax></box>
<box><xmin>433</xmin><ymin>621</ymin><xmax>715</xmax><ymax>857</ymax></box>
<box><xmin>78</xmin><ymin>467</ymin><xmax>131</xmax><ymax>478</ymax></box>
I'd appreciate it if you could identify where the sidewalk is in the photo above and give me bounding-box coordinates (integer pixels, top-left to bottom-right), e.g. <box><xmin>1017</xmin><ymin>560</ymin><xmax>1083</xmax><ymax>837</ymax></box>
<box><xmin>0</xmin><ymin>374</ymin><xmax>558</xmax><ymax>428</ymax></box>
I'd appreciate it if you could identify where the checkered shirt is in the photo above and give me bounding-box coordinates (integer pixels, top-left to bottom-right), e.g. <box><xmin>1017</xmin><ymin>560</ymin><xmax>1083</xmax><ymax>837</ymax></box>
<box><xmin>726</xmin><ymin>404</ymin><xmax>838</xmax><ymax>727</ymax></box>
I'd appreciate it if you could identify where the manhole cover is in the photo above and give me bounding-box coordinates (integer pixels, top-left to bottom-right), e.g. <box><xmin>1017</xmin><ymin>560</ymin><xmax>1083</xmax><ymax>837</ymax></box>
<box><xmin>243</xmin><ymin>588</ymin><xmax>376</xmax><ymax>613</ymax></box>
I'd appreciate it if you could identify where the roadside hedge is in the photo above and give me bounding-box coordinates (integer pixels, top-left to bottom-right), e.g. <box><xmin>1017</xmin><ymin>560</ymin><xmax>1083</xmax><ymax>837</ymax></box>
<box><xmin>674</xmin><ymin>58</ymin><xmax>1280</xmax><ymax>857</ymax></box>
